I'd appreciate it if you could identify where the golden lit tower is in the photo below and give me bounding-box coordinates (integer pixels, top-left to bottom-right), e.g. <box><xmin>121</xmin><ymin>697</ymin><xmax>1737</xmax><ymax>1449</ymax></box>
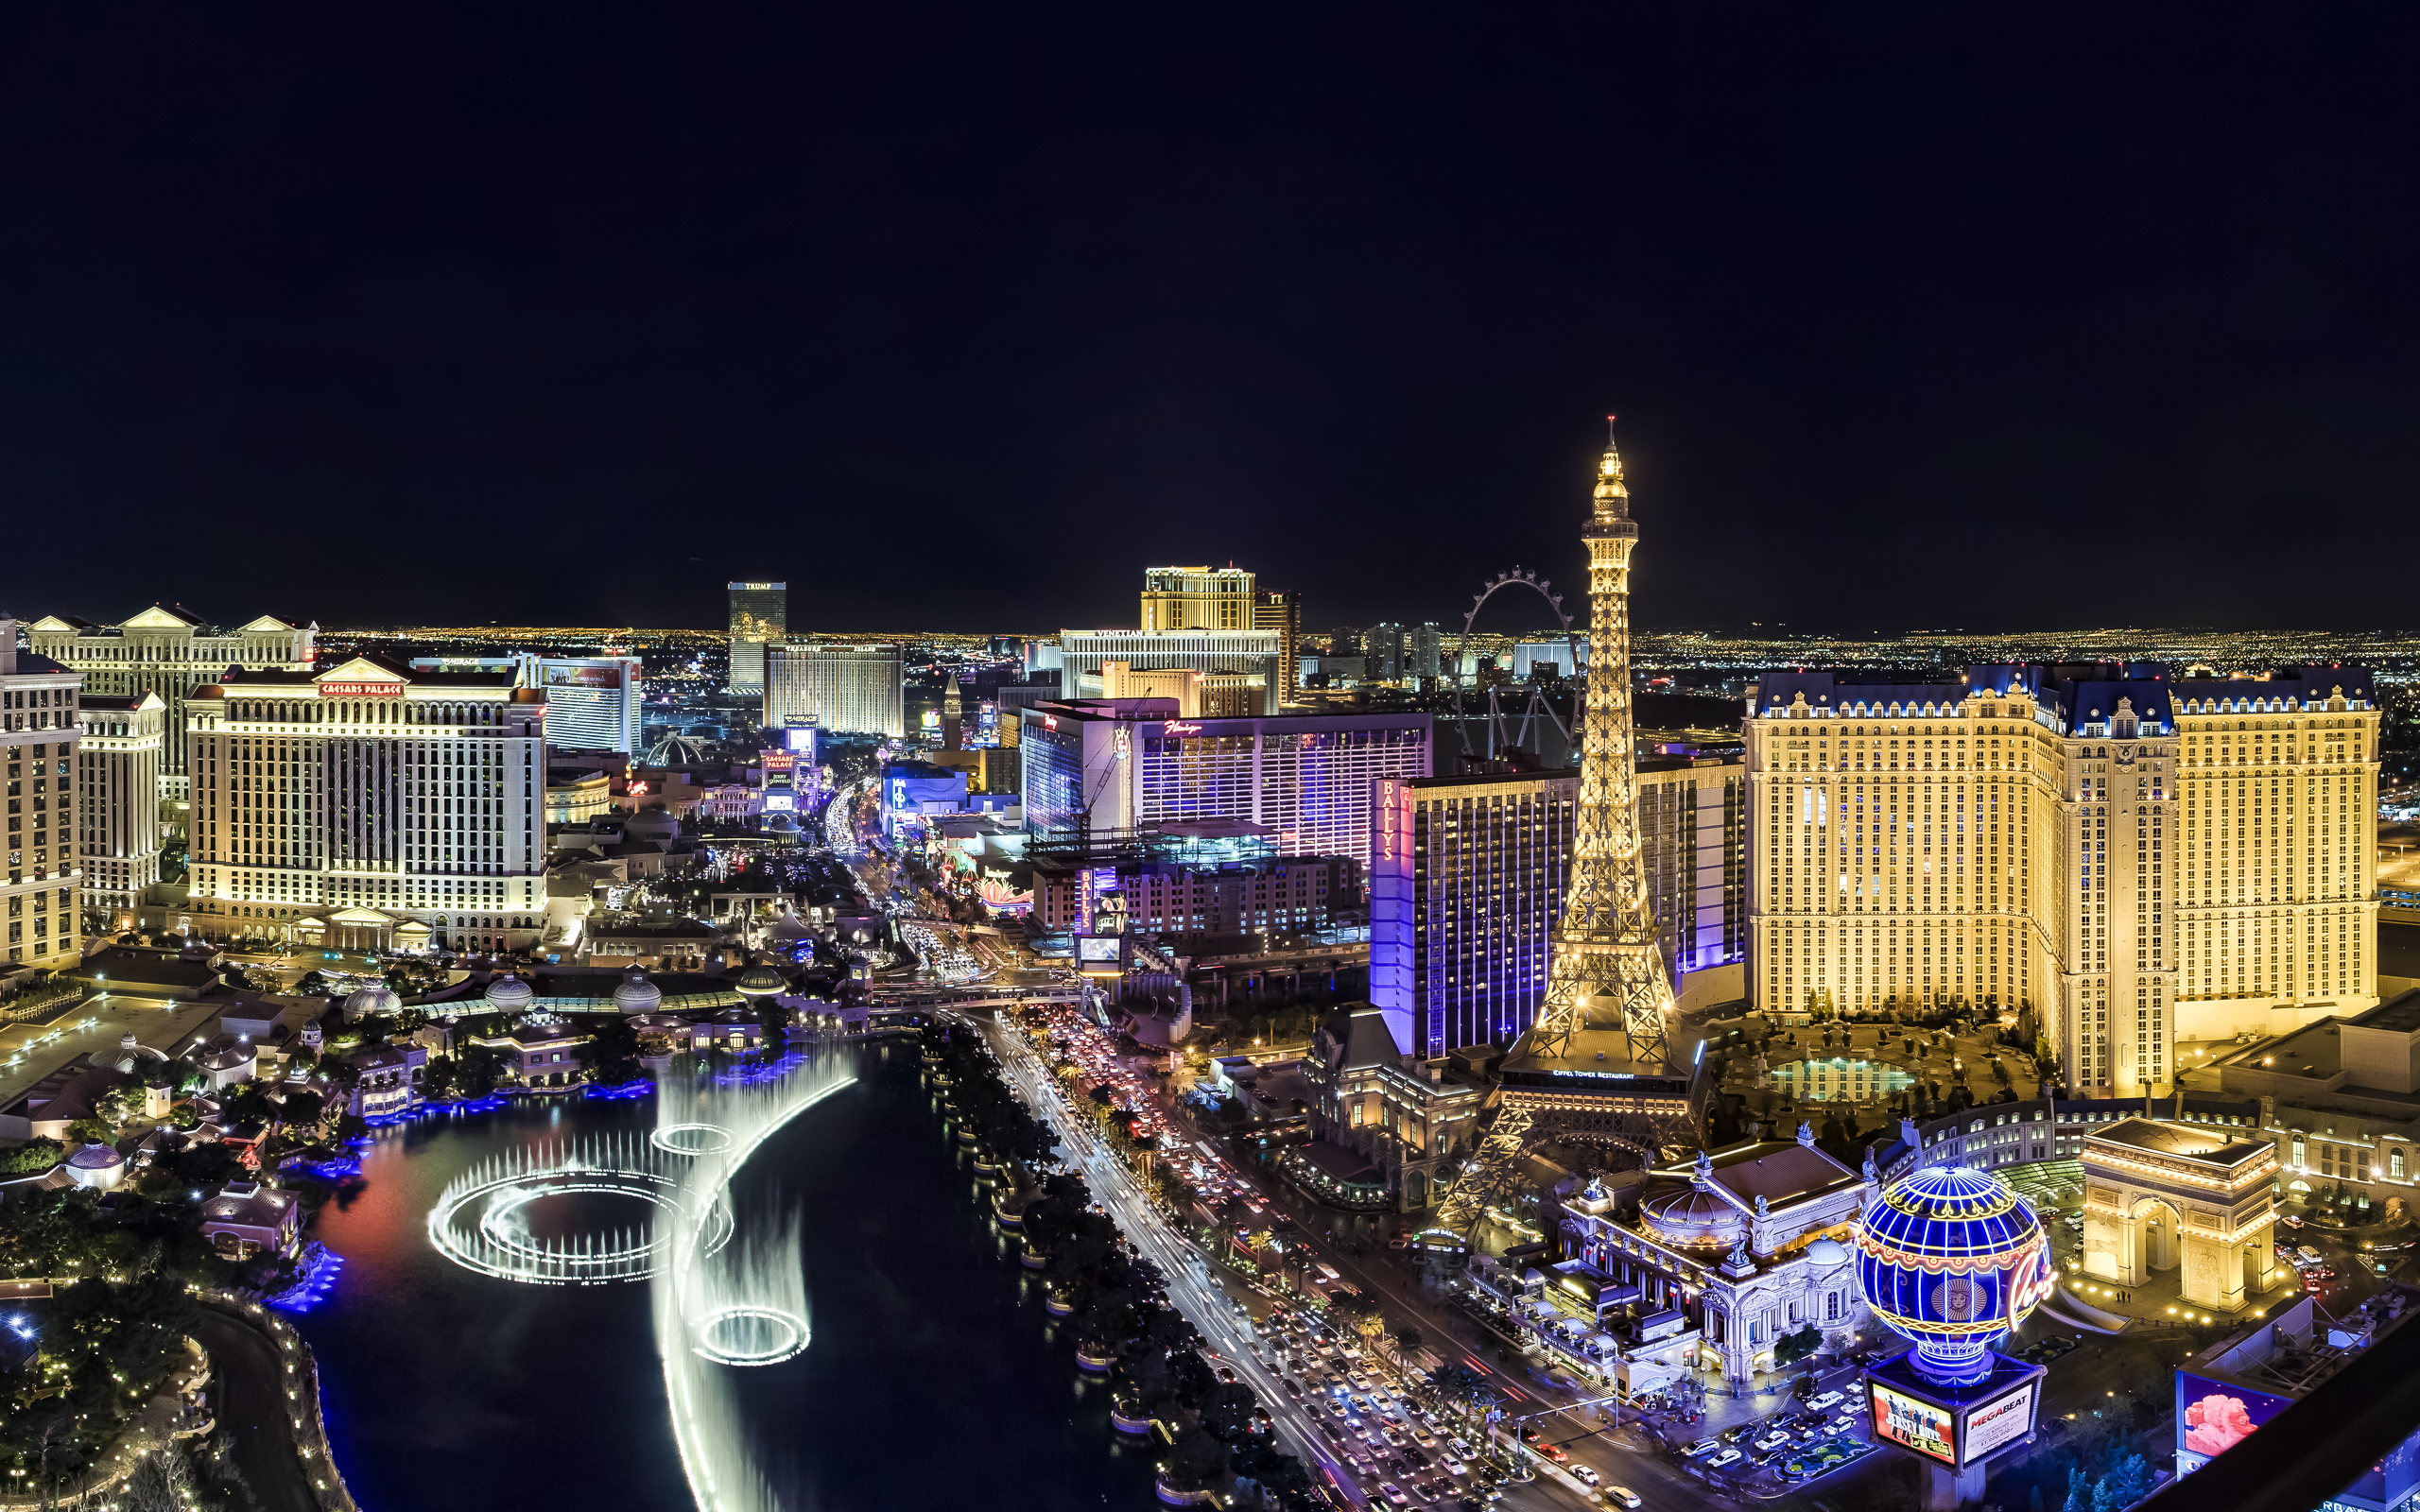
<box><xmin>1533</xmin><ymin>418</ymin><xmax>1676</xmax><ymax>1064</ymax></box>
<box><xmin>1429</xmin><ymin>421</ymin><xmax>1693</xmax><ymax>1238</ymax></box>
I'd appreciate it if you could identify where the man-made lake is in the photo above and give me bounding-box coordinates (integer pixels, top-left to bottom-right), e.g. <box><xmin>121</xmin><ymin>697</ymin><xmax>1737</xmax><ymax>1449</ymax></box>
<box><xmin>297</xmin><ymin>1041</ymin><xmax>1160</xmax><ymax>1510</ymax></box>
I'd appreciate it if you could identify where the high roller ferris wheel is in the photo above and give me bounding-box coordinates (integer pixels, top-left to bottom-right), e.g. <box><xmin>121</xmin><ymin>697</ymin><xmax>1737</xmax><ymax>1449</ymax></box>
<box><xmin>1446</xmin><ymin>565</ymin><xmax>1588</xmax><ymax>762</ymax></box>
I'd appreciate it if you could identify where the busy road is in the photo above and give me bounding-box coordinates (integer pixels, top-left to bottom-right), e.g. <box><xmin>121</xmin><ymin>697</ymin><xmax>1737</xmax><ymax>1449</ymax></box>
<box><xmin>977</xmin><ymin>1012</ymin><xmax>1372</xmax><ymax>1504</ymax></box>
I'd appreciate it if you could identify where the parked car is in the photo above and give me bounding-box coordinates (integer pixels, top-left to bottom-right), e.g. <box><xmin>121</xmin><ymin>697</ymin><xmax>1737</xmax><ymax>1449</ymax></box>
<box><xmin>1604</xmin><ymin>1488</ymin><xmax>1641</xmax><ymax>1509</ymax></box>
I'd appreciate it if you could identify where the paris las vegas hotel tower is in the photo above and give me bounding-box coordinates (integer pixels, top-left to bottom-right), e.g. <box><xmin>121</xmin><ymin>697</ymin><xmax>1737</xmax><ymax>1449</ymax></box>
<box><xmin>1746</xmin><ymin>662</ymin><xmax>2378</xmax><ymax>1098</ymax></box>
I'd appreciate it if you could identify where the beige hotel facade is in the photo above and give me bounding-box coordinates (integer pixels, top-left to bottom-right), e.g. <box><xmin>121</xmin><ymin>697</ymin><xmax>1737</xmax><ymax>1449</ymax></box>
<box><xmin>1744</xmin><ymin>663</ymin><xmax>2379</xmax><ymax>1098</ymax></box>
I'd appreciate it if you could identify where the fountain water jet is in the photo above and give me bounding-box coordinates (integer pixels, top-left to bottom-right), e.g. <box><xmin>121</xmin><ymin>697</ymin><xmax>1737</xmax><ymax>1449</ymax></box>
<box><xmin>651</xmin><ymin>1056</ymin><xmax>856</xmax><ymax>1512</ymax></box>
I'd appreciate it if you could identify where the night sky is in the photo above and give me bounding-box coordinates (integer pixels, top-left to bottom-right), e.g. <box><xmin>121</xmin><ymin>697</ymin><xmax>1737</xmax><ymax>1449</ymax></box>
<box><xmin>1</xmin><ymin>9</ymin><xmax>2414</xmax><ymax>635</ymax></box>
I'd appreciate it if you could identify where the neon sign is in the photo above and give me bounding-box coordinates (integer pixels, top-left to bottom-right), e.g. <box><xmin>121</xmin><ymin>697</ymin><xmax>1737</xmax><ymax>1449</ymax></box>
<box><xmin>1044</xmin><ymin>715</ymin><xmax>1059</xmax><ymax>731</ymax></box>
<box><xmin>320</xmin><ymin>682</ymin><xmax>405</xmax><ymax>696</ymax></box>
<box><xmin>1164</xmin><ymin>721</ymin><xmax>1203</xmax><ymax>734</ymax></box>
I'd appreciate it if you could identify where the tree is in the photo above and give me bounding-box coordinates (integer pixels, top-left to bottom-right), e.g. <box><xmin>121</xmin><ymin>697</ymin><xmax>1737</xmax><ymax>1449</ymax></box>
<box><xmin>1163</xmin><ymin>1424</ymin><xmax>1228</xmax><ymax>1489</ymax></box>
<box><xmin>279</xmin><ymin>1089</ymin><xmax>327</xmax><ymax>1133</ymax></box>
<box><xmin>1772</xmin><ymin>1323</ymin><xmax>1823</xmax><ymax>1367</ymax></box>
<box><xmin>2103</xmin><ymin>1451</ymin><xmax>2155</xmax><ymax>1507</ymax></box>
<box><xmin>1392</xmin><ymin>1325</ymin><xmax>1424</xmax><ymax>1371</ymax></box>
<box><xmin>753</xmin><ymin>992</ymin><xmax>792</xmax><ymax>1044</ymax></box>
<box><xmin>95</xmin><ymin>1083</ymin><xmax>144</xmax><ymax>1127</ymax></box>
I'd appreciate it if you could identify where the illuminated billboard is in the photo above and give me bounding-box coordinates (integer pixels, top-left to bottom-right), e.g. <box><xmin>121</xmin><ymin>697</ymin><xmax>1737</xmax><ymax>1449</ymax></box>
<box><xmin>1962</xmin><ymin>1381</ymin><xmax>2034</xmax><ymax>1462</ymax></box>
<box><xmin>544</xmin><ymin>663</ymin><xmax>624</xmax><ymax>690</ymax></box>
<box><xmin>1075</xmin><ymin>934</ymin><xmax>1125</xmax><ymax>976</ymax></box>
<box><xmin>2176</xmin><ymin>1373</ymin><xmax>2294</xmax><ymax>1469</ymax></box>
<box><xmin>1872</xmin><ymin>1383</ymin><xmax>1955</xmax><ymax>1465</ymax></box>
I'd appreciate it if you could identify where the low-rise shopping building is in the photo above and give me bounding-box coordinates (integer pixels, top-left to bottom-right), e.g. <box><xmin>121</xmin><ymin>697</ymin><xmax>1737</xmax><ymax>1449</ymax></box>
<box><xmin>347</xmin><ymin>1043</ymin><xmax>430</xmax><ymax>1118</ymax></box>
<box><xmin>1559</xmin><ymin>1129</ymin><xmax>1875</xmax><ymax>1390</ymax></box>
<box><xmin>199</xmin><ymin>1180</ymin><xmax>302</xmax><ymax>1261</ymax></box>
<box><xmin>1293</xmin><ymin>1004</ymin><xmax>1482</xmax><ymax>1212</ymax></box>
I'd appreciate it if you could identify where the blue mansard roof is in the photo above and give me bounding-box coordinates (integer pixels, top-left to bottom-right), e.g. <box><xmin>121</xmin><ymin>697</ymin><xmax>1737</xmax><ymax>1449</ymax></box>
<box><xmin>1754</xmin><ymin>661</ymin><xmax>2375</xmax><ymax>733</ymax></box>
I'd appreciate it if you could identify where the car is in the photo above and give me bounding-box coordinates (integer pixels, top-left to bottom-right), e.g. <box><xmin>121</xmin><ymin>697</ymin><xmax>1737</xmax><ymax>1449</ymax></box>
<box><xmin>1707</xmin><ymin>1448</ymin><xmax>1744</xmax><ymax>1469</ymax></box>
<box><xmin>1440</xmin><ymin>1457</ymin><xmax>1467</xmax><ymax>1476</ymax></box>
<box><xmin>1218</xmin><ymin>1367</ymin><xmax>1239</xmax><ymax>1383</ymax></box>
<box><xmin>1351</xmin><ymin>1395</ymin><xmax>1371</xmax><ymax>1412</ymax></box>
<box><xmin>1411</xmin><ymin>1425</ymin><xmax>1438</xmax><ymax>1446</ymax></box>
<box><xmin>1351</xmin><ymin>1370</ymin><xmax>1373</xmax><ymax>1388</ymax></box>
<box><xmin>1806</xmin><ymin>1390</ymin><xmax>1843</xmax><ymax>1411</ymax></box>
<box><xmin>1449</xmin><ymin>1438</ymin><xmax>1476</xmax><ymax>1460</ymax></box>
<box><xmin>1379</xmin><ymin>1484</ymin><xmax>1412</xmax><ymax>1507</ymax></box>
<box><xmin>1540</xmin><ymin>1444</ymin><xmax>1570</xmax><ymax>1464</ymax></box>
<box><xmin>1682</xmin><ymin>1438</ymin><xmax>1720</xmax><ymax>1458</ymax></box>
<box><xmin>1381</xmin><ymin>1428</ymin><xmax>1404</xmax><ymax>1447</ymax></box>
<box><xmin>1570</xmin><ymin>1465</ymin><xmax>1599</xmax><ymax>1486</ymax></box>
<box><xmin>1754</xmin><ymin>1433</ymin><xmax>1790</xmax><ymax>1452</ymax></box>
<box><xmin>1603</xmin><ymin>1488</ymin><xmax>1642</xmax><ymax>1509</ymax></box>
<box><xmin>1519</xmin><ymin>1429</ymin><xmax>1543</xmax><ymax>1446</ymax></box>
<box><xmin>1283</xmin><ymin>1381</ymin><xmax>1303</xmax><ymax>1397</ymax></box>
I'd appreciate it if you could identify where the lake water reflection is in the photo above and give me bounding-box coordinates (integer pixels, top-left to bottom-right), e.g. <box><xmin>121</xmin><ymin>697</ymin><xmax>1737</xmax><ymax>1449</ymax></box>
<box><xmin>298</xmin><ymin>1042</ymin><xmax>1163</xmax><ymax>1510</ymax></box>
<box><xmin>1767</xmin><ymin>1056</ymin><xmax>1914</xmax><ymax>1102</ymax></box>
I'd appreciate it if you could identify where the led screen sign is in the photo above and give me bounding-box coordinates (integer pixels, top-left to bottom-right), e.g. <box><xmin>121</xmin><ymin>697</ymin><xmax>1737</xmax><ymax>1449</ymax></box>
<box><xmin>1872</xmin><ymin>1383</ymin><xmax>1955</xmax><ymax>1466</ymax></box>
<box><xmin>544</xmin><ymin>664</ymin><xmax>624</xmax><ymax>689</ymax></box>
<box><xmin>2176</xmin><ymin>1373</ymin><xmax>2294</xmax><ymax>1466</ymax></box>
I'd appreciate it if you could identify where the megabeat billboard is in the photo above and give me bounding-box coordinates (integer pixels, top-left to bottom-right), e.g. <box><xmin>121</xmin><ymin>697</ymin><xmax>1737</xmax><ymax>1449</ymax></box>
<box><xmin>1962</xmin><ymin>1381</ymin><xmax>2035</xmax><ymax>1462</ymax></box>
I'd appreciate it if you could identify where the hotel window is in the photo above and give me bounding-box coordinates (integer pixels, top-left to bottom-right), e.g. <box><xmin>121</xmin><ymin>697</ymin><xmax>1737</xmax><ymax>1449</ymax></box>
<box><xmin>2394</xmin><ymin>1150</ymin><xmax>2406</xmax><ymax>1181</ymax></box>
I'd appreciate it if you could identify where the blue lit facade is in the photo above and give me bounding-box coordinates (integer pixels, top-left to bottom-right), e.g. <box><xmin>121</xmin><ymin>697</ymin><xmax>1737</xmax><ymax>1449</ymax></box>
<box><xmin>1372</xmin><ymin>771</ymin><xmax>1577</xmax><ymax>1056</ymax></box>
<box><xmin>1018</xmin><ymin>718</ymin><xmax>1088</xmax><ymax>834</ymax></box>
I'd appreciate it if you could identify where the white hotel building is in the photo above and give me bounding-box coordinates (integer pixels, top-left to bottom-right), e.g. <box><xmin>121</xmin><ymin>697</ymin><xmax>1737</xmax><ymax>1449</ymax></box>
<box><xmin>183</xmin><ymin>656</ymin><xmax>547</xmax><ymax>955</ymax></box>
<box><xmin>75</xmin><ymin>691</ymin><xmax>166</xmax><ymax>918</ymax></box>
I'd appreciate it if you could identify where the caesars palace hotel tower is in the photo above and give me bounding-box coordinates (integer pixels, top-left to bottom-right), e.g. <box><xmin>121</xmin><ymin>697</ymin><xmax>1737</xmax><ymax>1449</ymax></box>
<box><xmin>1744</xmin><ymin>663</ymin><xmax>2379</xmax><ymax>1098</ymax></box>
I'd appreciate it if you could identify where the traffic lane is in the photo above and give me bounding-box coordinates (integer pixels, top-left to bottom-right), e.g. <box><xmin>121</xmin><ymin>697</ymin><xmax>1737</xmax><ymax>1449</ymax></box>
<box><xmin>983</xmin><ymin>1023</ymin><xmax>1365</xmax><ymax>1504</ymax></box>
<box><xmin>1163</xmin><ymin>1103</ymin><xmax>1711</xmax><ymax>1509</ymax></box>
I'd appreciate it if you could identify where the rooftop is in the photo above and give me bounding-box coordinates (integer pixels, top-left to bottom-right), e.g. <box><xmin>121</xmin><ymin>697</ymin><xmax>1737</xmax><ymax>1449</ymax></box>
<box><xmin>2086</xmin><ymin>1116</ymin><xmax>2272</xmax><ymax>1168</ymax></box>
<box><xmin>1701</xmin><ymin>1140</ymin><xmax>1862</xmax><ymax>1207</ymax></box>
<box><xmin>2351</xmin><ymin>988</ymin><xmax>2420</xmax><ymax>1036</ymax></box>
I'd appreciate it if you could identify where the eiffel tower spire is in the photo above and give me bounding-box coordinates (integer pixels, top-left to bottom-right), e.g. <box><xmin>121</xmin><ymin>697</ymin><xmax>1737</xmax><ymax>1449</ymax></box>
<box><xmin>1426</xmin><ymin>419</ymin><xmax>1686</xmax><ymax>1239</ymax></box>
<box><xmin>1522</xmin><ymin>416</ymin><xmax>1672</xmax><ymax>1066</ymax></box>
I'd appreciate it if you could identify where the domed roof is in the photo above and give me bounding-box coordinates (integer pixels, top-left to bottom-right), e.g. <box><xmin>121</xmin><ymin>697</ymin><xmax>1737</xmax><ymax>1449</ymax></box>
<box><xmin>484</xmin><ymin>975</ymin><xmax>535</xmax><ymax>1012</ymax></box>
<box><xmin>67</xmin><ymin>1143</ymin><xmax>125</xmax><ymax>1170</ymax></box>
<box><xmin>733</xmin><ymin>963</ymin><xmax>786</xmax><ymax>997</ymax></box>
<box><xmin>1856</xmin><ymin>1162</ymin><xmax>2053</xmax><ymax>1385</ymax></box>
<box><xmin>1806</xmin><ymin>1237</ymin><xmax>1850</xmax><ymax>1266</ymax></box>
<box><xmin>90</xmin><ymin>1033</ymin><xmax>167</xmax><ymax>1074</ymax></box>
<box><xmin>1641</xmin><ymin>1184</ymin><xmax>1744</xmax><ymax>1247</ymax></box>
<box><xmin>196</xmin><ymin>1041</ymin><xmax>256</xmax><ymax>1072</ymax></box>
<box><xmin>343</xmin><ymin>984</ymin><xmax>401</xmax><ymax>1017</ymax></box>
<box><xmin>613</xmin><ymin>969</ymin><xmax>663</xmax><ymax>1015</ymax></box>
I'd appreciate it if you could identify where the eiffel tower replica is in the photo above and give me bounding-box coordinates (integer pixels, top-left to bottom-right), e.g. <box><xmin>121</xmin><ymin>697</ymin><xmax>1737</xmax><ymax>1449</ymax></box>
<box><xmin>1427</xmin><ymin>421</ymin><xmax>1701</xmax><ymax>1240</ymax></box>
